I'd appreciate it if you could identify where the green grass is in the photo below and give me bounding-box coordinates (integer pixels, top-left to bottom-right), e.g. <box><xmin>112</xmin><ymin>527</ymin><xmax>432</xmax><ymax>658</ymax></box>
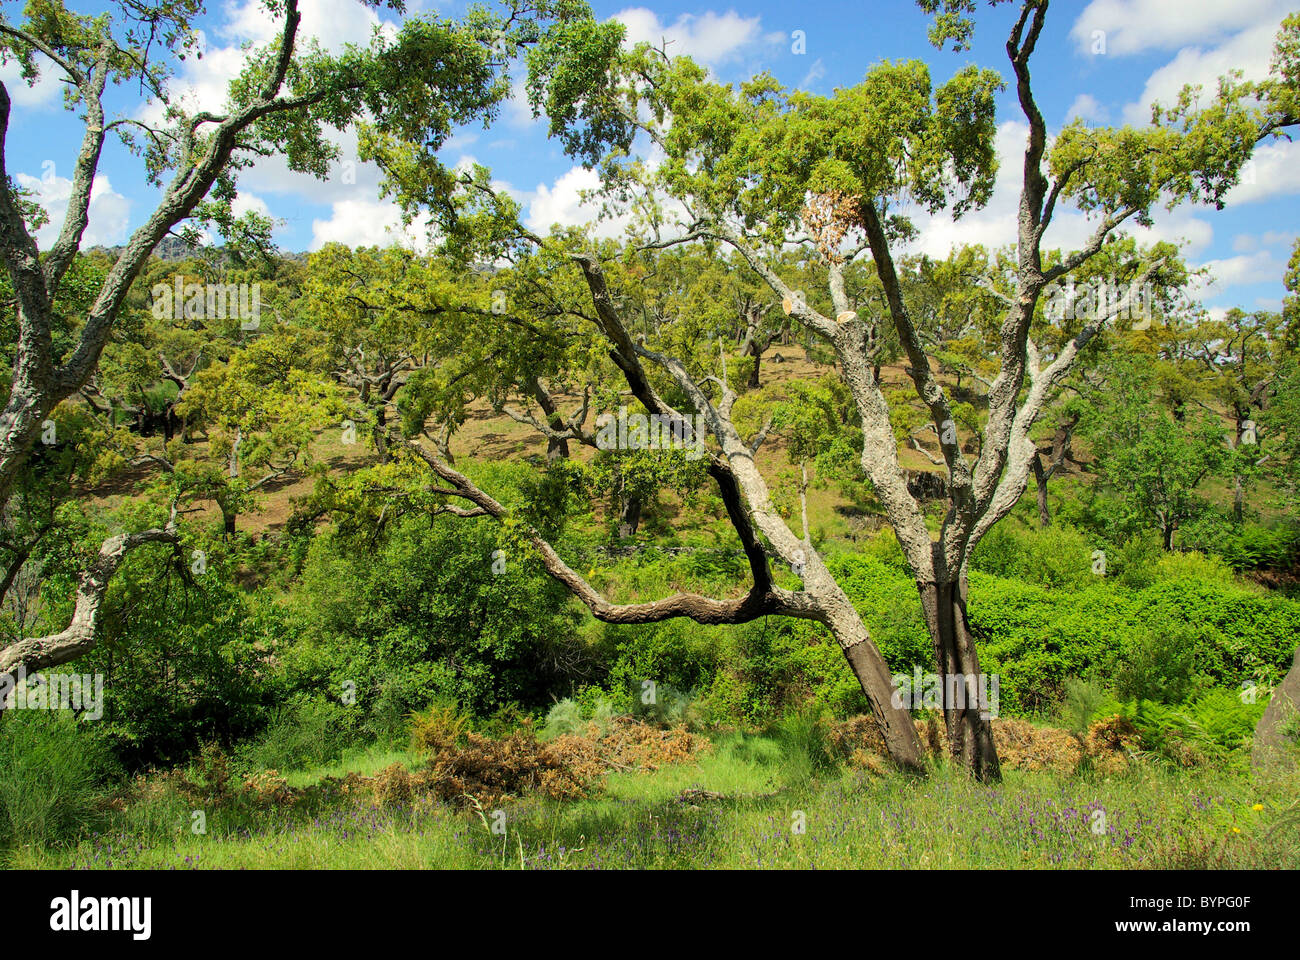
<box><xmin>6</xmin><ymin>730</ymin><xmax>1296</xmax><ymax>870</ymax></box>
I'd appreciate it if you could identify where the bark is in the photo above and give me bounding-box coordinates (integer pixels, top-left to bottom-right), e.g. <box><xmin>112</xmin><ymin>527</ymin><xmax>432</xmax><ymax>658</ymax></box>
<box><xmin>0</xmin><ymin>520</ymin><xmax>177</xmax><ymax>679</ymax></box>
<box><xmin>919</xmin><ymin>575</ymin><xmax>1001</xmax><ymax>783</ymax></box>
<box><xmin>1030</xmin><ymin>453</ymin><xmax>1051</xmax><ymax>526</ymax></box>
<box><xmin>529</xmin><ymin>378</ymin><xmax>570</xmax><ymax>462</ymax></box>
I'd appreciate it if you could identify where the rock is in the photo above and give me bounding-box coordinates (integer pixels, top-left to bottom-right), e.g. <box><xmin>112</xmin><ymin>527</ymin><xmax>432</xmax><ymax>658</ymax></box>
<box><xmin>1252</xmin><ymin>645</ymin><xmax>1300</xmax><ymax>770</ymax></box>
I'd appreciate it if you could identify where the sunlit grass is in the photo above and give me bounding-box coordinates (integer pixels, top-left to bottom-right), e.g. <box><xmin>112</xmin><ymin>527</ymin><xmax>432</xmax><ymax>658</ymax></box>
<box><xmin>9</xmin><ymin>729</ymin><xmax>1296</xmax><ymax>870</ymax></box>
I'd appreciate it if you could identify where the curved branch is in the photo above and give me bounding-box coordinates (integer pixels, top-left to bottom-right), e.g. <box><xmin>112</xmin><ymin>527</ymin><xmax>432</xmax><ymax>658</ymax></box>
<box><xmin>0</xmin><ymin>517</ymin><xmax>179</xmax><ymax>677</ymax></box>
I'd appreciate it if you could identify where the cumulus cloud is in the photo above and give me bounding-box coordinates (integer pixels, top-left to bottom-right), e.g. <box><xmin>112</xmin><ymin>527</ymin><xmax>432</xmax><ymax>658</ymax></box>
<box><xmin>1120</xmin><ymin>20</ymin><xmax>1282</xmax><ymax>125</ymax></box>
<box><xmin>310</xmin><ymin>198</ymin><xmax>433</xmax><ymax>252</ymax></box>
<box><xmin>524</xmin><ymin>166</ymin><xmax>623</xmax><ymax>237</ymax></box>
<box><xmin>0</xmin><ymin>56</ymin><xmax>63</xmax><ymax>109</ymax></box>
<box><xmin>1064</xmin><ymin>94</ymin><xmax>1108</xmax><ymax>124</ymax></box>
<box><xmin>15</xmin><ymin>172</ymin><xmax>131</xmax><ymax>249</ymax></box>
<box><xmin>1071</xmin><ymin>0</ymin><xmax>1292</xmax><ymax>56</ymax></box>
<box><xmin>221</xmin><ymin>0</ymin><xmax>392</xmax><ymax>54</ymax></box>
<box><xmin>231</xmin><ymin>191</ymin><xmax>272</xmax><ymax>219</ymax></box>
<box><xmin>1224</xmin><ymin>139</ymin><xmax>1300</xmax><ymax>206</ymax></box>
<box><xmin>613</xmin><ymin>8</ymin><xmax>773</xmax><ymax>65</ymax></box>
<box><xmin>900</xmin><ymin>122</ymin><xmax>1097</xmax><ymax>259</ymax></box>
<box><xmin>1197</xmin><ymin>250</ymin><xmax>1284</xmax><ymax>289</ymax></box>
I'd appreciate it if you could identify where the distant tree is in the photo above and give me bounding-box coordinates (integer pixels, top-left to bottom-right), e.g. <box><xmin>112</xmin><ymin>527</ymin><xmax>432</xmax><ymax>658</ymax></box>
<box><xmin>380</xmin><ymin>1</ymin><xmax>1274</xmax><ymax>780</ymax></box>
<box><xmin>1079</xmin><ymin>356</ymin><xmax>1228</xmax><ymax>550</ymax></box>
<box><xmin>0</xmin><ymin>0</ymin><xmax>615</xmax><ymax>679</ymax></box>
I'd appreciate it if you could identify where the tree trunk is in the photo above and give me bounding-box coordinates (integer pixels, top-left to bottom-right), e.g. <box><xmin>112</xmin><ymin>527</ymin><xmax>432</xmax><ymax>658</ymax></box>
<box><xmin>618</xmin><ymin>493</ymin><xmax>642</xmax><ymax>537</ymax></box>
<box><xmin>373</xmin><ymin>404</ymin><xmax>391</xmax><ymax>464</ymax></box>
<box><xmin>529</xmin><ymin>379</ymin><xmax>570</xmax><ymax>462</ymax></box>
<box><xmin>918</xmin><ymin>577</ymin><xmax>1001</xmax><ymax>783</ymax></box>
<box><xmin>821</xmin><ymin>598</ymin><xmax>926</xmax><ymax>773</ymax></box>
<box><xmin>1232</xmin><ymin>414</ymin><xmax>1246</xmax><ymax>524</ymax></box>
<box><xmin>747</xmin><ymin>346</ymin><xmax>762</xmax><ymax>390</ymax></box>
<box><xmin>1030</xmin><ymin>453</ymin><xmax>1051</xmax><ymax>526</ymax></box>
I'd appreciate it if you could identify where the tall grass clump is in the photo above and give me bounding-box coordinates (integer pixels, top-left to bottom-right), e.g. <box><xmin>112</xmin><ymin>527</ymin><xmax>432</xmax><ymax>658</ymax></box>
<box><xmin>0</xmin><ymin>711</ymin><xmax>119</xmax><ymax>853</ymax></box>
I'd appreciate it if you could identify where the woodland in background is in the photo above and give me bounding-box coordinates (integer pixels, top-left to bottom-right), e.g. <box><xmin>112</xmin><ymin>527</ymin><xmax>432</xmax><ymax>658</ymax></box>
<box><xmin>2</xmin><ymin>0</ymin><xmax>1300</xmax><ymax>867</ymax></box>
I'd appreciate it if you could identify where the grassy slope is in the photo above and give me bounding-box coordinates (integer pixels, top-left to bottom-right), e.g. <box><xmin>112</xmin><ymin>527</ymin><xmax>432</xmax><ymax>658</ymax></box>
<box><xmin>10</xmin><ymin>731</ymin><xmax>1297</xmax><ymax>869</ymax></box>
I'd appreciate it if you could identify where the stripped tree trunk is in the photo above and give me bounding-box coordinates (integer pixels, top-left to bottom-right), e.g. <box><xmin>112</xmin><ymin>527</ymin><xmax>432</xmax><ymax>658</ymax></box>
<box><xmin>919</xmin><ymin>575</ymin><xmax>1000</xmax><ymax>782</ymax></box>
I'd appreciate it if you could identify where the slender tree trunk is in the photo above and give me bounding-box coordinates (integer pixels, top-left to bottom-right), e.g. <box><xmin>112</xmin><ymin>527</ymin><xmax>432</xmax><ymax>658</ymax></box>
<box><xmin>529</xmin><ymin>379</ymin><xmax>570</xmax><ymax>462</ymax></box>
<box><xmin>918</xmin><ymin>576</ymin><xmax>1001</xmax><ymax>783</ymax></box>
<box><xmin>618</xmin><ymin>493</ymin><xmax>641</xmax><ymax>537</ymax></box>
<box><xmin>373</xmin><ymin>404</ymin><xmax>391</xmax><ymax>464</ymax></box>
<box><xmin>1030</xmin><ymin>453</ymin><xmax>1051</xmax><ymax>526</ymax></box>
<box><xmin>1232</xmin><ymin>414</ymin><xmax>1246</xmax><ymax>524</ymax></box>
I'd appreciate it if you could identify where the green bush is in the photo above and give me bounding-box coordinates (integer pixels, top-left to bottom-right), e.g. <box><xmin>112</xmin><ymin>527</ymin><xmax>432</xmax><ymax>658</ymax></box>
<box><xmin>540</xmin><ymin>697</ymin><xmax>616</xmax><ymax>740</ymax></box>
<box><xmin>279</xmin><ymin>506</ymin><xmax>585</xmax><ymax>729</ymax></box>
<box><xmin>45</xmin><ymin>531</ymin><xmax>283</xmax><ymax>770</ymax></box>
<box><xmin>969</xmin><ymin>522</ymin><xmax>1094</xmax><ymax>590</ymax></box>
<box><xmin>234</xmin><ymin>699</ymin><xmax>359</xmax><ymax>772</ymax></box>
<box><xmin>1114</xmin><ymin>623</ymin><xmax>1200</xmax><ymax>704</ymax></box>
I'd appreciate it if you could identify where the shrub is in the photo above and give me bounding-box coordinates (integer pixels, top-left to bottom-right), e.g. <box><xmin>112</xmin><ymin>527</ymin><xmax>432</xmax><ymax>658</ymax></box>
<box><xmin>969</xmin><ymin>522</ymin><xmax>1093</xmax><ymax>589</ymax></box>
<box><xmin>1060</xmin><ymin>678</ymin><xmax>1114</xmax><ymax>735</ymax></box>
<box><xmin>1114</xmin><ymin>623</ymin><xmax>1201</xmax><ymax>704</ymax></box>
<box><xmin>281</xmin><ymin>509</ymin><xmax>584</xmax><ymax>728</ymax></box>
<box><xmin>235</xmin><ymin>699</ymin><xmax>359</xmax><ymax>773</ymax></box>
<box><xmin>409</xmin><ymin>698</ymin><xmax>473</xmax><ymax>755</ymax></box>
<box><xmin>540</xmin><ymin>697</ymin><xmax>616</xmax><ymax>740</ymax></box>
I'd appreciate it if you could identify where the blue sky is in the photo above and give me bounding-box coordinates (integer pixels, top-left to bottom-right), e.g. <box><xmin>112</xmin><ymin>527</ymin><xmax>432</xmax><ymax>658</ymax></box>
<box><xmin>4</xmin><ymin>0</ymin><xmax>1299</xmax><ymax>317</ymax></box>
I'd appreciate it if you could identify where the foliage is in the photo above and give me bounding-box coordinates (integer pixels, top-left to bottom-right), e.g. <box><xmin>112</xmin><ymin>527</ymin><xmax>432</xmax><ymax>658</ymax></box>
<box><xmin>0</xmin><ymin>711</ymin><xmax>119</xmax><ymax>852</ymax></box>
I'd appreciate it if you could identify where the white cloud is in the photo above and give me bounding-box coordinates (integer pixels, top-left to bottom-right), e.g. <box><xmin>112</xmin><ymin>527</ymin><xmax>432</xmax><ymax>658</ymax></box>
<box><xmin>525</xmin><ymin>166</ymin><xmax>623</xmax><ymax>237</ymax></box>
<box><xmin>309</xmin><ymin>198</ymin><xmax>432</xmax><ymax>252</ymax></box>
<box><xmin>1232</xmin><ymin>230</ymin><xmax>1294</xmax><ymax>252</ymax></box>
<box><xmin>1120</xmin><ymin>21</ymin><xmax>1281</xmax><ymax>125</ymax></box>
<box><xmin>901</xmin><ymin>122</ymin><xmax>1103</xmax><ymax>259</ymax></box>
<box><xmin>1071</xmin><ymin>0</ymin><xmax>1291</xmax><ymax>56</ymax></box>
<box><xmin>800</xmin><ymin>58</ymin><xmax>826</xmax><ymax>90</ymax></box>
<box><xmin>1223</xmin><ymin>139</ymin><xmax>1300</xmax><ymax>206</ymax></box>
<box><xmin>16</xmin><ymin>172</ymin><xmax>130</xmax><ymax>249</ymax></box>
<box><xmin>222</xmin><ymin>0</ymin><xmax>391</xmax><ymax>54</ymax></box>
<box><xmin>613</xmin><ymin>8</ymin><xmax>771</xmax><ymax>65</ymax></box>
<box><xmin>1197</xmin><ymin>250</ymin><xmax>1283</xmax><ymax>291</ymax></box>
<box><xmin>1064</xmin><ymin>93</ymin><xmax>1107</xmax><ymax>124</ymax></box>
<box><xmin>0</xmin><ymin>56</ymin><xmax>63</xmax><ymax>109</ymax></box>
<box><xmin>231</xmin><ymin>191</ymin><xmax>272</xmax><ymax>219</ymax></box>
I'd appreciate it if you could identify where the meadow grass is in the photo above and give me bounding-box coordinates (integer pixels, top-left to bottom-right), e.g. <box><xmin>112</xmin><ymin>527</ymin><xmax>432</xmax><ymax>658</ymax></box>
<box><xmin>6</xmin><ymin>730</ymin><xmax>1296</xmax><ymax>870</ymax></box>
